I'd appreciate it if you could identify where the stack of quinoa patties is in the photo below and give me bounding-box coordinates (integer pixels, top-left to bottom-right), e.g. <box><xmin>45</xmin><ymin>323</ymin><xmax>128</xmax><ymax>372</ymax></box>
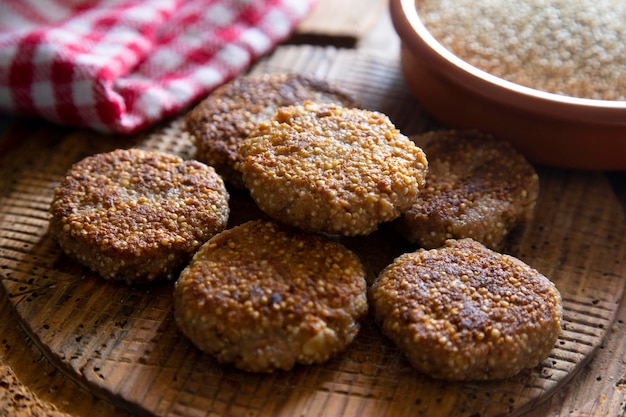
<box><xmin>49</xmin><ymin>72</ymin><xmax>562</xmax><ymax>380</ymax></box>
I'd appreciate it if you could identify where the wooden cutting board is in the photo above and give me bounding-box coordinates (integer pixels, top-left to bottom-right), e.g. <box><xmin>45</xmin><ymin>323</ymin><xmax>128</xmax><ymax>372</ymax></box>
<box><xmin>1</xmin><ymin>46</ymin><xmax>625</xmax><ymax>417</ymax></box>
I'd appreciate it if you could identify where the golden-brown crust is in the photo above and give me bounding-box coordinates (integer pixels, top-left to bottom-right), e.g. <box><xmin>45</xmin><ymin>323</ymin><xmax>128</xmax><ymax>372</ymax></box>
<box><xmin>173</xmin><ymin>220</ymin><xmax>368</xmax><ymax>372</ymax></box>
<box><xmin>49</xmin><ymin>148</ymin><xmax>229</xmax><ymax>283</ymax></box>
<box><xmin>397</xmin><ymin>129</ymin><xmax>539</xmax><ymax>249</ymax></box>
<box><xmin>238</xmin><ymin>102</ymin><xmax>428</xmax><ymax>236</ymax></box>
<box><xmin>369</xmin><ymin>238</ymin><xmax>562</xmax><ymax>381</ymax></box>
<box><xmin>185</xmin><ymin>73</ymin><xmax>357</xmax><ymax>188</ymax></box>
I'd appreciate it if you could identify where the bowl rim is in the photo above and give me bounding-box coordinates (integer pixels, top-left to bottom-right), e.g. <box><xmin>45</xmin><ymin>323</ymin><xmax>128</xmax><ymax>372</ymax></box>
<box><xmin>391</xmin><ymin>0</ymin><xmax>626</xmax><ymax>123</ymax></box>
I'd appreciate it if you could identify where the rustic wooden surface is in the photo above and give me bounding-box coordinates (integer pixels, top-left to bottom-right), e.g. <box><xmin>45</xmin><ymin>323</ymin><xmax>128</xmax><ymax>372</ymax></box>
<box><xmin>2</xmin><ymin>44</ymin><xmax>626</xmax><ymax>417</ymax></box>
<box><xmin>1</xmin><ymin>1</ymin><xmax>626</xmax><ymax>416</ymax></box>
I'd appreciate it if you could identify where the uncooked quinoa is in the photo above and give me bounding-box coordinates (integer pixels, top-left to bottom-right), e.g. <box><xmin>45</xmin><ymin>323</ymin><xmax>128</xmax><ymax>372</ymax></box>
<box><xmin>418</xmin><ymin>0</ymin><xmax>626</xmax><ymax>100</ymax></box>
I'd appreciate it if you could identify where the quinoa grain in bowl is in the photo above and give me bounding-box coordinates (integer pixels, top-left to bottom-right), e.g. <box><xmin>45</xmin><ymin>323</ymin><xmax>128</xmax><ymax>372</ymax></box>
<box><xmin>418</xmin><ymin>0</ymin><xmax>626</xmax><ymax>100</ymax></box>
<box><xmin>390</xmin><ymin>0</ymin><xmax>626</xmax><ymax>169</ymax></box>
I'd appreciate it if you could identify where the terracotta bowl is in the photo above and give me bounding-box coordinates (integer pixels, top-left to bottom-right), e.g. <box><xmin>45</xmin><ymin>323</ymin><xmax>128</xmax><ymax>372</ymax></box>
<box><xmin>390</xmin><ymin>0</ymin><xmax>626</xmax><ymax>170</ymax></box>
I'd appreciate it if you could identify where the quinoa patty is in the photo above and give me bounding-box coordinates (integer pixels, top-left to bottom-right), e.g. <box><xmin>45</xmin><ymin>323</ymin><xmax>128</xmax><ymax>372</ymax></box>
<box><xmin>185</xmin><ymin>73</ymin><xmax>357</xmax><ymax>188</ymax></box>
<box><xmin>49</xmin><ymin>148</ymin><xmax>229</xmax><ymax>283</ymax></box>
<box><xmin>238</xmin><ymin>102</ymin><xmax>428</xmax><ymax>236</ymax></box>
<box><xmin>173</xmin><ymin>220</ymin><xmax>368</xmax><ymax>372</ymax></box>
<box><xmin>369</xmin><ymin>238</ymin><xmax>562</xmax><ymax>381</ymax></box>
<box><xmin>397</xmin><ymin>130</ymin><xmax>539</xmax><ymax>249</ymax></box>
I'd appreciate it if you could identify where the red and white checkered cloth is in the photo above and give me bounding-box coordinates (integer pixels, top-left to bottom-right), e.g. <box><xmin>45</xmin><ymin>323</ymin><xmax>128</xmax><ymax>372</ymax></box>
<box><xmin>0</xmin><ymin>0</ymin><xmax>316</xmax><ymax>134</ymax></box>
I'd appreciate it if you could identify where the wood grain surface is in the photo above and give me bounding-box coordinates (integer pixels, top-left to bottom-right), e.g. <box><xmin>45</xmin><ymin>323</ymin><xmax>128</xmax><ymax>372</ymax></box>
<box><xmin>1</xmin><ymin>46</ymin><xmax>625</xmax><ymax>417</ymax></box>
<box><xmin>293</xmin><ymin>0</ymin><xmax>388</xmax><ymax>47</ymax></box>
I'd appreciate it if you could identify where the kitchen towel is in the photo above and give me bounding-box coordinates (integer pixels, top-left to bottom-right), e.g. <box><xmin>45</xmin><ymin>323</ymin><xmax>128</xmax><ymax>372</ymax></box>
<box><xmin>0</xmin><ymin>0</ymin><xmax>315</xmax><ymax>133</ymax></box>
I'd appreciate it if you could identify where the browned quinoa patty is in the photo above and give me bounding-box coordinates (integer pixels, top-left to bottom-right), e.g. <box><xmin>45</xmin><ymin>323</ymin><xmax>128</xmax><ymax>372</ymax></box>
<box><xmin>185</xmin><ymin>72</ymin><xmax>357</xmax><ymax>188</ymax></box>
<box><xmin>238</xmin><ymin>102</ymin><xmax>428</xmax><ymax>236</ymax></box>
<box><xmin>397</xmin><ymin>129</ymin><xmax>539</xmax><ymax>249</ymax></box>
<box><xmin>49</xmin><ymin>148</ymin><xmax>229</xmax><ymax>283</ymax></box>
<box><xmin>173</xmin><ymin>220</ymin><xmax>368</xmax><ymax>372</ymax></box>
<box><xmin>369</xmin><ymin>238</ymin><xmax>562</xmax><ymax>381</ymax></box>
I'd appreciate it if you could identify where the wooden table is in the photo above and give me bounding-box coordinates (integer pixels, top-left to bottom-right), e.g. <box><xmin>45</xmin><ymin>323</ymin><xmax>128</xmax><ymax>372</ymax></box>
<box><xmin>1</xmin><ymin>1</ymin><xmax>625</xmax><ymax>416</ymax></box>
